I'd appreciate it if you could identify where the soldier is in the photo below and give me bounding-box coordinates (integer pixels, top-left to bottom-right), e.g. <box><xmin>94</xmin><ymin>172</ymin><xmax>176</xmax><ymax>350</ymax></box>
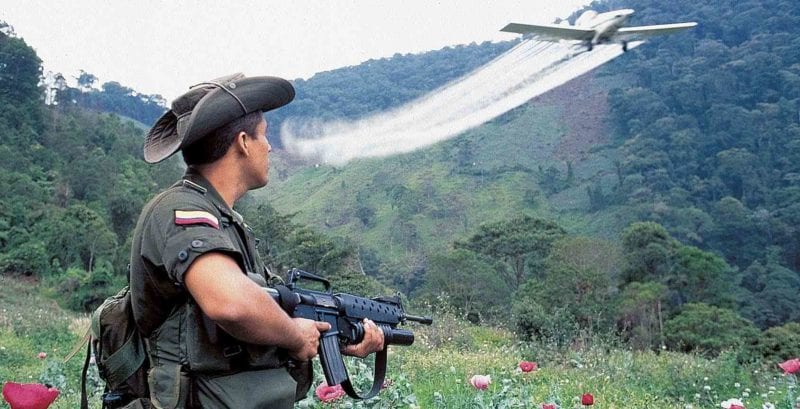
<box><xmin>130</xmin><ymin>73</ymin><xmax>384</xmax><ymax>408</ymax></box>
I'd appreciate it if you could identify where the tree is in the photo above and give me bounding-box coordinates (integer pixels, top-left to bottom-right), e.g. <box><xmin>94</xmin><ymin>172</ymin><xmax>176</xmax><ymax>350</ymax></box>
<box><xmin>621</xmin><ymin>222</ymin><xmax>677</xmax><ymax>285</ymax></box>
<box><xmin>280</xmin><ymin>227</ymin><xmax>354</xmax><ymax>276</ymax></box>
<box><xmin>743</xmin><ymin>322</ymin><xmax>800</xmax><ymax>363</ymax></box>
<box><xmin>456</xmin><ymin>215</ymin><xmax>566</xmax><ymax>287</ymax></box>
<box><xmin>77</xmin><ymin>70</ymin><xmax>98</xmax><ymax>91</ymax></box>
<box><xmin>38</xmin><ymin>204</ymin><xmax>118</xmax><ymax>274</ymax></box>
<box><xmin>0</xmin><ymin>26</ymin><xmax>42</xmax><ymax>107</ymax></box>
<box><xmin>416</xmin><ymin>249</ymin><xmax>512</xmax><ymax>321</ymax></box>
<box><xmin>739</xmin><ymin>258</ymin><xmax>800</xmax><ymax>329</ymax></box>
<box><xmin>548</xmin><ymin>236</ymin><xmax>623</xmax><ymax>283</ymax></box>
<box><xmin>664</xmin><ymin>303</ymin><xmax>759</xmax><ymax>356</ymax></box>
<box><xmin>668</xmin><ymin>245</ymin><xmax>736</xmax><ymax>309</ymax></box>
<box><xmin>616</xmin><ymin>282</ymin><xmax>668</xmax><ymax>351</ymax></box>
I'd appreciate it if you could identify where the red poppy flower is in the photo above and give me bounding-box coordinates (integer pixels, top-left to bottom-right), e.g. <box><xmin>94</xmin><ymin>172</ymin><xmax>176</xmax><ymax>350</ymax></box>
<box><xmin>2</xmin><ymin>382</ymin><xmax>59</xmax><ymax>409</ymax></box>
<box><xmin>581</xmin><ymin>392</ymin><xmax>594</xmax><ymax>406</ymax></box>
<box><xmin>541</xmin><ymin>403</ymin><xmax>557</xmax><ymax>409</ymax></box>
<box><xmin>778</xmin><ymin>358</ymin><xmax>800</xmax><ymax>375</ymax></box>
<box><xmin>314</xmin><ymin>382</ymin><xmax>345</xmax><ymax>403</ymax></box>
<box><xmin>519</xmin><ymin>361</ymin><xmax>538</xmax><ymax>373</ymax></box>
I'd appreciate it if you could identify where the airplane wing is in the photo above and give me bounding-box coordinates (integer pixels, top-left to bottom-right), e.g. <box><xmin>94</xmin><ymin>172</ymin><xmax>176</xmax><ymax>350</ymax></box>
<box><xmin>616</xmin><ymin>22</ymin><xmax>698</xmax><ymax>39</ymax></box>
<box><xmin>500</xmin><ymin>23</ymin><xmax>595</xmax><ymax>41</ymax></box>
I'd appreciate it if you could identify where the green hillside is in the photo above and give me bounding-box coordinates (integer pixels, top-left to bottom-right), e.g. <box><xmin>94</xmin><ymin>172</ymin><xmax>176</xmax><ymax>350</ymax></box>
<box><xmin>259</xmin><ymin>0</ymin><xmax>800</xmax><ymax>311</ymax></box>
<box><xmin>261</xmin><ymin>73</ymin><xmax>629</xmax><ymax>291</ymax></box>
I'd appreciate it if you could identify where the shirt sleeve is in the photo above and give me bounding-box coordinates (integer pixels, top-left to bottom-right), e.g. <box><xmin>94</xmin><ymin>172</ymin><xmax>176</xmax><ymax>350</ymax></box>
<box><xmin>139</xmin><ymin>191</ymin><xmax>243</xmax><ymax>285</ymax></box>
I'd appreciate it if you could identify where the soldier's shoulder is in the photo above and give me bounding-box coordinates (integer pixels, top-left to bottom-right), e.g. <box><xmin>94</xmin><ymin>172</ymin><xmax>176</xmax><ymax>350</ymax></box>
<box><xmin>145</xmin><ymin>183</ymin><xmax>218</xmax><ymax>220</ymax></box>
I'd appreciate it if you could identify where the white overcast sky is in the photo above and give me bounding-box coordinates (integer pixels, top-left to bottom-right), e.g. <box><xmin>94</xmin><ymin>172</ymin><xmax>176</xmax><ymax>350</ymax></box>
<box><xmin>0</xmin><ymin>1</ymin><xmax>589</xmax><ymax>101</ymax></box>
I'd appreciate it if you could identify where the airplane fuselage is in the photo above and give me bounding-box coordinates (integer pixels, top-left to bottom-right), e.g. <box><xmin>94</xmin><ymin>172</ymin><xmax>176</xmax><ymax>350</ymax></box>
<box><xmin>583</xmin><ymin>9</ymin><xmax>635</xmax><ymax>46</ymax></box>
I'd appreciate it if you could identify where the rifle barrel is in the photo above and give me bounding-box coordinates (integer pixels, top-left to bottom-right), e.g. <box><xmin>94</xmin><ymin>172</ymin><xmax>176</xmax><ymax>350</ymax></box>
<box><xmin>403</xmin><ymin>314</ymin><xmax>433</xmax><ymax>325</ymax></box>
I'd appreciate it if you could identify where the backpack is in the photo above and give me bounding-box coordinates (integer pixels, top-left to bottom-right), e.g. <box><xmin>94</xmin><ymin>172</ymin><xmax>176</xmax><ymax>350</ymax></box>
<box><xmin>79</xmin><ymin>286</ymin><xmax>151</xmax><ymax>409</ymax></box>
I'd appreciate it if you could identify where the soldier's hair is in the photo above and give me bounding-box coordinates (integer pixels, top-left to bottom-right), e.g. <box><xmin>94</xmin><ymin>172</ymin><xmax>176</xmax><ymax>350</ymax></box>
<box><xmin>182</xmin><ymin>111</ymin><xmax>265</xmax><ymax>166</ymax></box>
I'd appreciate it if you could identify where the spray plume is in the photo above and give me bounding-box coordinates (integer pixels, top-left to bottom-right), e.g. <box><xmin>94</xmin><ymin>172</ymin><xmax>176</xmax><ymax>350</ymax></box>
<box><xmin>281</xmin><ymin>40</ymin><xmax>642</xmax><ymax>165</ymax></box>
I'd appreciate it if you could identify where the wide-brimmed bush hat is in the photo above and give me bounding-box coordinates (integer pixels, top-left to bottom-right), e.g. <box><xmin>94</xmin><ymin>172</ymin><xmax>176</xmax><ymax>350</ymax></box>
<box><xmin>143</xmin><ymin>73</ymin><xmax>295</xmax><ymax>163</ymax></box>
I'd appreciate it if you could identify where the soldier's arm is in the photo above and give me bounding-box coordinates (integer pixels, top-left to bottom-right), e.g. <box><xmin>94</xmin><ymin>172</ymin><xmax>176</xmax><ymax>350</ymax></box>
<box><xmin>183</xmin><ymin>251</ymin><xmax>329</xmax><ymax>361</ymax></box>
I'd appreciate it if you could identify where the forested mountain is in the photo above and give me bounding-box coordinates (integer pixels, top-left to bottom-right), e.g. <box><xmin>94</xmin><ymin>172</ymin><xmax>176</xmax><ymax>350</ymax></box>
<box><xmin>2</xmin><ymin>0</ymin><xmax>800</xmax><ymax>356</ymax></box>
<box><xmin>261</xmin><ymin>0</ymin><xmax>800</xmax><ymax>333</ymax></box>
<box><xmin>0</xmin><ymin>24</ymin><xmax>184</xmax><ymax>309</ymax></box>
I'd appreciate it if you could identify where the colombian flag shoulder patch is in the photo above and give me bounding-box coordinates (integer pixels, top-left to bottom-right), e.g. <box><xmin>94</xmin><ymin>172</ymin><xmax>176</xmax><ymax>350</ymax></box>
<box><xmin>174</xmin><ymin>210</ymin><xmax>220</xmax><ymax>229</ymax></box>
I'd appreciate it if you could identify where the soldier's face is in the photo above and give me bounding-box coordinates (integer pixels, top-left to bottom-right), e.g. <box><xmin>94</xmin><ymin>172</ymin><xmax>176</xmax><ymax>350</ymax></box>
<box><xmin>250</xmin><ymin>118</ymin><xmax>271</xmax><ymax>188</ymax></box>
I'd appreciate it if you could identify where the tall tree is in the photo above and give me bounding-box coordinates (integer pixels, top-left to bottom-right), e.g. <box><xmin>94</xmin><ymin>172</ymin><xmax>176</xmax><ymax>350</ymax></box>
<box><xmin>456</xmin><ymin>215</ymin><xmax>566</xmax><ymax>287</ymax></box>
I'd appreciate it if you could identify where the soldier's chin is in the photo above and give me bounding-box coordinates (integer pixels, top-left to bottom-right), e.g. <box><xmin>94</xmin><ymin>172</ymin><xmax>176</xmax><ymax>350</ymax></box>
<box><xmin>252</xmin><ymin>175</ymin><xmax>269</xmax><ymax>189</ymax></box>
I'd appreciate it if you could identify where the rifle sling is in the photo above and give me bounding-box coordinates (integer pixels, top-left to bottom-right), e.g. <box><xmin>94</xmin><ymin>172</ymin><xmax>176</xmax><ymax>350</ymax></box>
<box><xmin>340</xmin><ymin>347</ymin><xmax>387</xmax><ymax>400</ymax></box>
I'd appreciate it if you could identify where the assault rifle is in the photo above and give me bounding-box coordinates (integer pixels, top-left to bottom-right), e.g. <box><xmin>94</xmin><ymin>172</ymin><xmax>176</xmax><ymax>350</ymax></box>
<box><xmin>265</xmin><ymin>269</ymin><xmax>432</xmax><ymax>400</ymax></box>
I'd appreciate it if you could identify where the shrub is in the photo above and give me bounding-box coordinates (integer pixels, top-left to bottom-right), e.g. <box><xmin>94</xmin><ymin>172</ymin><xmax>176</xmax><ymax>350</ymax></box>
<box><xmin>54</xmin><ymin>264</ymin><xmax>117</xmax><ymax>312</ymax></box>
<box><xmin>664</xmin><ymin>303</ymin><xmax>759</xmax><ymax>356</ymax></box>
<box><xmin>512</xmin><ymin>297</ymin><xmax>579</xmax><ymax>345</ymax></box>
<box><xmin>742</xmin><ymin>322</ymin><xmax>800</xmax><ymax>363</ymax></box>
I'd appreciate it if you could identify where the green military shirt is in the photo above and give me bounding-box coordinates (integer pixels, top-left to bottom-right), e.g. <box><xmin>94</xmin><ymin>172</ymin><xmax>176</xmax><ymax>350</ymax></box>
<box><xmin>129</xmin><ymin>168</ymin><xmax>297</xmax><ymax>409</ymax></box>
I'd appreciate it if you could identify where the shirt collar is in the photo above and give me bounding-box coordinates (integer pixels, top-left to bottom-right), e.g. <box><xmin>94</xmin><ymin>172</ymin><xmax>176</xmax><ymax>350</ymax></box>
<box><xmin>182</xmin><ymin>167</ymin><xmax>236</xmax><ymax>219</ymax></box>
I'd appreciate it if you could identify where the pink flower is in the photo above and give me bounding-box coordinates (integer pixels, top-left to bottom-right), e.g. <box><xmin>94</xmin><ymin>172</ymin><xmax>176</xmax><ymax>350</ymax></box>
<box><xmin>314</xmin><ymin>382</ymin><xmax>344</xmax><ymax>403</ymax></box>
<box><xmin>581</xmin><ymin>393</ymin><xmax>594</xmax><ymax>406</ymax></box>
<box><xmin>778</xmin><ymin>358</ymin><xmax>800</xmax><ymax>375</ymax></box>
<box><xmin>469</xmin><ymin>374</ymin><xmax>491</xmax><ymax>390</ymax></box>
<box><xmin>2</xmin><ymin>382</ymin><xmax>60</xmax><ymax>409</ymax></box>
<box><xmin>721</xmin><ymin>398</ymin><xmax>746</xmax><ymax>409</ymax></box>
<box><xmin>36</xmin><ymin>352</ymin><xmax>46</xmax><ymax>360</ymax></box>
<box><xmin>519</xmin><ymin>361</ymin><xmax>538</xmax><ymax>373</ymax></box>
<box><xmin>541</xmin><ymin>403</ymin><xmax>557</xmax><ymax>409</ymax></box>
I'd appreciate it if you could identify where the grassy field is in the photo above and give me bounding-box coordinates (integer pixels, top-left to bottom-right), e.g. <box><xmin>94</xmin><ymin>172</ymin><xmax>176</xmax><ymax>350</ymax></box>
<box><xmin>1</xmin><ymin>276</ymin><xmax>798</xmax><ymax>409</ymax></box>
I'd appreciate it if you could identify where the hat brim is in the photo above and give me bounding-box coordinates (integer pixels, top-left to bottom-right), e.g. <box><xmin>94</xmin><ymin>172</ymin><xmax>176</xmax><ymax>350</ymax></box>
<box><xmin>143</xmin><ymin>76</ymin><xmax>295</xmax><ymax>164</ymax></box>
<box><xmin>143</xmin><ymin>110</ymin><xmax>181</xmax><ymax>163</ymax></box>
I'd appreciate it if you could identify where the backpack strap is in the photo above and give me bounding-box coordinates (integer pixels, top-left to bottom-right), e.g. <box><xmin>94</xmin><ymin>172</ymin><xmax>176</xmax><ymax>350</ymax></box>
<box><xmin>80</xmin><ymin>340</ymin><xmax>91</xmax><ymax>409</ymax></box>
<box><xmin>102</xmin><ymin>330</ymin><xmax>146</xmax><ymax>388</ymax></box>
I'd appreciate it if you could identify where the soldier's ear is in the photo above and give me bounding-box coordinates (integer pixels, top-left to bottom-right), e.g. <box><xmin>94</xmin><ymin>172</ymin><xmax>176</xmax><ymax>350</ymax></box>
<box><xmin>235</xmin><ymin>131</ymin><xmax>250</xmax><ymax>157</ymax></box>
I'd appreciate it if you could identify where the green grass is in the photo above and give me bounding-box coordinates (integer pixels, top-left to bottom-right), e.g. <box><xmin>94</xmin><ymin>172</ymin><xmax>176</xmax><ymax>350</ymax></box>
<box><xmin>2</xmin><ymin>277</ymin><xmax>798</xmax><ymax>409</ymax></box>
<box><xmin>0</xmin><ymin>275</ymin><xmax>99</xmax><ymax>409</ymax></box>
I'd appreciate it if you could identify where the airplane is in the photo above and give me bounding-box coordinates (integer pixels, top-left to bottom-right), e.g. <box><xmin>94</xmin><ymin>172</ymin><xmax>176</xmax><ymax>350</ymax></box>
<box><xmin>500</xmin><ymin>9</ymin><xmax>697</xmax><ymax>52</ymax></box>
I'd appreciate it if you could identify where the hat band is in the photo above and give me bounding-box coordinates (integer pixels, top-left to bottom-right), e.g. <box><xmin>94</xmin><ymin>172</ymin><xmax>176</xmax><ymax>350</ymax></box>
<box><xmin>192</xmin><ymin>81</ymin><xmax>248</xmax><ymax>115</ymax></box>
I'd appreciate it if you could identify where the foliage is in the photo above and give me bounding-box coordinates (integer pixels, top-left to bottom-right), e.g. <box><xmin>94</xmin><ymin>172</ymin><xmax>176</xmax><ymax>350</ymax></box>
<box><xmin>663</xmin><ymin>303</ymin><xmax>760</xmax><ymax>356</ymax></box>
<box><xmin>616</xmin><ymin>281</ymin><xmax>668</xmax><ymax>350</ymax></box>
<box><xmin>415</xmin><ymin>249</ymin><xmax>512</xmax><ymax>322</ymax></box>
<box><xmin>0</xmin><ymin>28</ymin><xmax>182</xmax><ymax>311</ymax></box>
<box><xmin>621</xmin><ymin>222</ymin><xmax>739</xmax><ymax>313</ymax></box>
<box><xmin>455</xmin><ymin>216</ymin><xmax>566</xmax><ymax>287</ymax></box>
<box><xmin>511</xmin><ymin>238</ymin><xmax>618</xmax><ymax>345</ymax></box>
<box><xmin>743</xmin><ymin>322</ymin><xmax>800</xmax><ymax>363</ymax></box>
<box><xmin>599</xmin><ymin>0</ymin><xmax>800</xmax><ymax>276</ymax></box>
<box><xmin>50</xmin><ymin>74</ymin><xmax>166</xmax><ymax>126</ymax></box>
<box><xmin>738</xmin><ymin>255</ymin><xmax>800</xmax><ymax>329</ymax></box>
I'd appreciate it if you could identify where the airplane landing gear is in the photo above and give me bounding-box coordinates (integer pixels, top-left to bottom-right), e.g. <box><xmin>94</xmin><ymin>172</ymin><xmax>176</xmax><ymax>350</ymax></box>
<box><xmin>622</xmin><ymin>41</ymin><xmax>628</xmax><ymax>52</ymax></box>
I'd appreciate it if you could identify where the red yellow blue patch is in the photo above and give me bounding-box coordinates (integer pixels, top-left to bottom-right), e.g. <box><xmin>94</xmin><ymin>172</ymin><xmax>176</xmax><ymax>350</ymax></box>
<box><xmin>174</xmin><ymin>210</ymin><xmax>220</xmax><ymax>229</ymax></box>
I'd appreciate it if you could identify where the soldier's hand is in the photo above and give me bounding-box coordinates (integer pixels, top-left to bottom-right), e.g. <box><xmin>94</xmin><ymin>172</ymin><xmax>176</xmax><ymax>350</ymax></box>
<box><xmin>288</xmin><ymin>318</ymin><xmax>330</xmax><ymax>361</ymax></box>
<box><xmin>343</xmin><ymin>318</ymin><xmax>385</xmax><ymax>358</ymax></box>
